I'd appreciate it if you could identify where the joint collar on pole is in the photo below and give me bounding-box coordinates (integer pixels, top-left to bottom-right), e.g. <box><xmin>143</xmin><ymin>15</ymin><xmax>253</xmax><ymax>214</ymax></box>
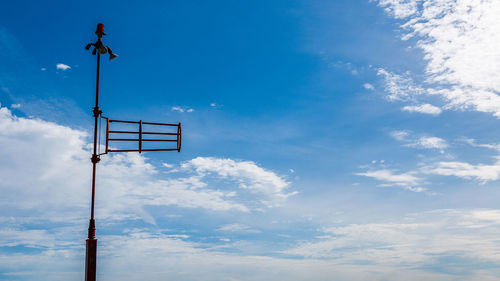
<box><xmin>91</xmin><ymin>155</ymin><xmax>100</xmax><ymax>164</ymax></box>
<box><xmin>93</xmin><ymin>107</ymin><xmax>102</xmax><ymax>117</ymax></box>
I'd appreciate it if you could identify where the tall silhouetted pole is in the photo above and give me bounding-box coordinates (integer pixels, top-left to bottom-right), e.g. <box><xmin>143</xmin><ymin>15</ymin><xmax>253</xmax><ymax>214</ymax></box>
<box><xmin>84</xmin><ymin>23</ymin><xmax>118</xmax><ymax>281</ymax></box>
<box><xmin>83</xmin><ymin>23</ymin><xmax>180</xmax><ymax>281</ymax></box>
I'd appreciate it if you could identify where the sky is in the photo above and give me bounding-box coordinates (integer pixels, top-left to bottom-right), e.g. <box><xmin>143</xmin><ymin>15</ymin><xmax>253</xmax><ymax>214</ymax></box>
<box><xmin>1</xmin><ymin>0</ymin><xmax>500</xmax><ymax>280</ymax></box>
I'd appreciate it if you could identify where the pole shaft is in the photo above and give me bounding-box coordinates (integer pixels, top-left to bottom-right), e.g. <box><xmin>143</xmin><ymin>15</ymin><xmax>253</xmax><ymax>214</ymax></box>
<box><xmin>86</xmin><ymin>49</ymin><xmax>101</xmax><ymax>281</ymax></box>
<box><xmin>90</xmin><ymin>52</ymin><xmax>100</xmax><ymax>222</ymax></box>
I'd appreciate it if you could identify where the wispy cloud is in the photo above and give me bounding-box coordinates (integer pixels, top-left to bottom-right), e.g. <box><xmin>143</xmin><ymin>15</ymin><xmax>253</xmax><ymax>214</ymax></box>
<box><xmin>162</xmin><ymin>162</ymin><xmax>174</xmax><ymax>168</ymax></box>
<box><xmin>283</xmin><ymin>208</ymin><xmax>500</xmax><ymax>278</ymax></box>
<box><xmin>377</xmin><ymin>0</ymin><xmax>500</xmax><ymax>117</ymax></box>
<box><xmin>355</xmin><ymin>169</ymin><xmax>425</xmax><ymax>192</ymax></box>
<box><xmin>171</xmin><ymin>106</ymin><xmax>194</xmax><ymax>113</ymax></box>
<box><xmin>377</xmin><ymin>68</ymin><xmax>425</xmax><ymax>102</ymax></box>
<box><xmin>363</xmin><ymin>83</ymin><xmax>374</xmax><ymax>90</ymax></box>
<box><xmin>408</xmin><ymin>136</ymin><xmax>448</xmax><ymax>150</ymax></box>
<box><xmin>377</xmin><ymin>69</ymin><xmax>443</xmax><ymax>116</ymax></box>
<box><xmin>182</xmin><ymin>157</ymin><xmax>297</xmax><ymax>207</ymax></box>
<box><xmin>389</xmin><ymin>130</ymin><xmax>409</xmax><ymax>141</ymax></box>
<box><xmin>390</xmin><ymin>130</ymin><xmax>448</xmax><ymax>151</ymax></box>
<box><xmin>422</xmin><ymin>140</ymin><xmax>500</xmax><ymax>183</ymax></box>
<box><xmin>377</xmin><ymin>0</ymin><xmax>420</xmax><ymax>19</ymax></box>
<box><xmin>217</xmin><ymin>223</ymin><xmax>260</xmax><ymax>233</ymax></box>
<box><xmin>56</xmin><ymin>63</ymin><xmax>71</xmax><ymax>71</ymax></box>
<box><xmin>0</xmin><ymin>106</ymin><xmax>298</xmax><ymax>226</ymax></box>
<box><xmin>378</xmin><ymin>135</ymin><xmax>500</xmax><ymax>183</ymax></box>
<box><xmin>424</xmin><ymin>159</ymin><xmax>500</xmax><ymax>183</ymax></box>
<box><xmin>402</xmin><ymin>104</ymin><xmax>442</xmax><ymax>115</ymax></box>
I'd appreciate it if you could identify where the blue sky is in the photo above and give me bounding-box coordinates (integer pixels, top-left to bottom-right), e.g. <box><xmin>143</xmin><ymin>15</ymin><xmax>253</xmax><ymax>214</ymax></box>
<box><xmin>2</xmin><ymin>0</ymin><xmax>500</xmax><ymax>280</ymax></box>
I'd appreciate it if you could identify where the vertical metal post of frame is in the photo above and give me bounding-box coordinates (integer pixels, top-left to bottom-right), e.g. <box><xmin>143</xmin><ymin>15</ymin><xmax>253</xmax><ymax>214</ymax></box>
<box><xmin>139</xmin><ymin>120</ymin><xmax>142</xmax><ymax>153</ymax></box>
<box><xmin>105</xmin><ymin>118</ymin><xmax>109</xmax><ymax>154</ymax></box>
<box><xmin>177</xmin><ymin>122</ymin><xmax>181</xmax><ymax>152</ymax></box>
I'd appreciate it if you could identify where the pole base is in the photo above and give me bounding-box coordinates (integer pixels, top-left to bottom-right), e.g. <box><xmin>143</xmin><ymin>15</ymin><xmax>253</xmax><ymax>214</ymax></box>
<box><xmin>85</xmin><ymin>238</ymin><xmax>97</xmax><ymax>281</ymax></box>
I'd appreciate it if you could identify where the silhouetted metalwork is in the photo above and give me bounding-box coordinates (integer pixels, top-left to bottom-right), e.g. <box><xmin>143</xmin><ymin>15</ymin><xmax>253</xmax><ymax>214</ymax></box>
<box><xmin>84</xmin><ymin>23</ymin><xmax>181</xmax><ymax>281</ymax></box>
<box><xmin>102</xmin><ymin>118</ymin><xmax>181</xmax><ymax>153</ymax></box>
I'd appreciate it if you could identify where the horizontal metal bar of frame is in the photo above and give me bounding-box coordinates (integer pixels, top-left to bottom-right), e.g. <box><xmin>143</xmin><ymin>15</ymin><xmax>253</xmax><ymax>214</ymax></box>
<box><xmin>108</xmin><ymin>138</ymin><xmax>177</xmax><ymax>142</ymax></box>
<box><xmin>142</xmin><ymin>121</ymin><xmax>178</xmax><ymax>126</ymax></box>
<box><xmin>108</xmin><ymin>130</ymin><xmax>138</xmax><ymax>134</ymax></box>
<box><xmin>108</xmin><ymin>130</ymin><xmax>178</xmax><ymax>136</ymax></box>
<box><xmin>109</xmin><ymin>119</ymin><xmax>178</xmax><ymax>126</ymax></box>
<box><xmin>107</xmin><ymin>149</ymin><xmax>179</xmax><ymax>152</ymax></box>
<box><xmin>108</xmin><ymin>138</ymin><xmax>138</xmax><ymax>141</ymax></box>
<box><xmin>143</xmin><ymin>132</ymin><xmax>178</xmax><ymax>135</ymax></box>
<box><xmin>108</xmin><ymin>120</ymin><xmax>139</xmax><ymax>124</ymax></box>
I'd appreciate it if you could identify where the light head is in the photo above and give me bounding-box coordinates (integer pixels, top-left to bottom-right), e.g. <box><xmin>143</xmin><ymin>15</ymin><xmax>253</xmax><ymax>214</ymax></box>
<box><xmin>98</xmin><ymin>45</ymin><xmax>108</xmax><ymax>54</ymax></box>
<box><xmin>86</xmin><ymin>23</ymin><xmax>118</xmax><ymax>60</ymax></box>
<box><xmin>95</xmin><ymin>23</ymin><xmax>106</xmax><ymax>38</ymax></box>
<box><xmin>107</xmin><ymin>47</ymin><xmax>118</xmax><ymax>61</ymax></box>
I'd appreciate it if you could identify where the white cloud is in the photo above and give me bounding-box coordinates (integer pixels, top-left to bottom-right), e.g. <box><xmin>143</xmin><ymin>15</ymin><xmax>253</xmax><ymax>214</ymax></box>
<box><xmin>171</xmin><ymin>106</ymin><xmax>184</xmax><ymax>112</ymax></box>
<box><xmin>0</xmin><ymin>228</ymin><xmax>55</xmax><ymax>248</ymax></box>
<box><xmin>4</xmin><ymin>209</ymin><xmax>500</xmax><ymax>281</ymax></box>
<box><xmin>217</xmin><ymin>223</ymin><xmax>260</xmax><ymax>233</ymax></box>
<box><xmin>2</xmin><ymin>101</ymin><xmax>500</xmax><ymax>280</ymax></box>
<box><xmin>283</xmin><ymin>208</ymin><xmax>500</xmax><ymax>277</ymax></box>
<box><xmin>182</xmin><ymin>157</ymin><xmax>297</xmax><ymax>207</ymax></box>
<box><xmin>0</xmin><ymin>107</ymin><xmax>89</xmax><ymax>219</ymax></box>
<box><xmin>10</xmin><ymin>103</ymin><xmax>21</xmax><ymax>109</ymax></box>
<box><xmin>210</xmin><ymin>102</ymin><xmax>216</xmax><ymax>107</ymax></box>
<box><xmin>171</xmin><ymin>106</ymin><xmax>194</xmax><ymax>113</ymax></box>
<box><xmin>0</xmin><ymin>106</ymin><xmax>297</xmax><ymax>225</ymax></box>
<box><xmin>390</xmin><ymin>130</ymin><xmax>409</xmax><ymax>141</ymax></box>
<box><xmin>41</xmin><ymin>67</ymin><xmax>46</xmax><ymax>71</ymax></box>
<box><xmin>424</xmin><ymin>157</ymin><xmax>500</xmax><ymax>183</ymax></box>
<box><xmin>56</xmin><ymin>63</ymin><xmax>71</xmax><ymax>71</ymax></box>
<box><xmin>162</xmin><ymin>162</ymin><xmax>174</xmax><ymax>168</ymax></box>
<box><xmin>402</xmin><ymin>104</ymin><xmax>442</xmax><ymax>115</ymax></box>
<box><xmin>377</xmin><ymin>68</ymin><xmax>425</xmax><ymax>101</ymax></box>
<box><xmin>378</xmin><ymin>0</ymin><xmax>500</xmax><ymax>117</ymax></box>
<box><xmin>6</xmin><ymin>225</ymin><xmax>487</xmax><ymax>281</ymax></box>
<box><xmin>355</xmin><ymin>169</ymin><xmax>425</xmax><ymax>192</ymax></box>
<box><xmin>422</xmin><ymin>140</ymin><xmax>500</xmax><ymax>182</ymax></box>
<box><xmin>363</xmin><ymin>83</ymin><xmax>374</xmax><ymax>90</ymax></box>
<box><xmin>409</xmin><ymin>136</ymin><xmax>448</xmax><ymax>150</ymax></box>
<box><xmin>377</xmin><ymin>0</ymin><xmax>420</xmax><ymax>19</ymax></box>
<box><xmin>390</xmin><ymin>130</ymin><xmax>448</xmax><ymax>150</ymax></box>
<box><xmin>356</xmin><ymin>169</ymin><xmax>419</xmax><ymax>184</ymax></box>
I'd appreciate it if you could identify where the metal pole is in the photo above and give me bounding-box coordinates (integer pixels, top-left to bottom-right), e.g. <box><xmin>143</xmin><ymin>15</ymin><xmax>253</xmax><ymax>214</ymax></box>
<box><xmin>86</xmin><ymin>47</ymin><xmax>101</xmax><ymax>281</ymax></box>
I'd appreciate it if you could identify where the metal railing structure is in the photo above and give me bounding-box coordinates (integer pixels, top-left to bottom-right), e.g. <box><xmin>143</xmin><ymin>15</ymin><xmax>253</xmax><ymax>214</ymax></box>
<box><xmin>103</xmin><ymin>118</ymin><xmax>181</xmax><ymax>153</ymax></box>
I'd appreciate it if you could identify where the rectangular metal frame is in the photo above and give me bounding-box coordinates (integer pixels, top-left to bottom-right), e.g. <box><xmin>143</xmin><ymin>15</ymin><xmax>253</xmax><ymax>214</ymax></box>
<box><xmin>102</xmin><ymin>117</ymin><xmax>181</xmax><ymax>154</ymax></box>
